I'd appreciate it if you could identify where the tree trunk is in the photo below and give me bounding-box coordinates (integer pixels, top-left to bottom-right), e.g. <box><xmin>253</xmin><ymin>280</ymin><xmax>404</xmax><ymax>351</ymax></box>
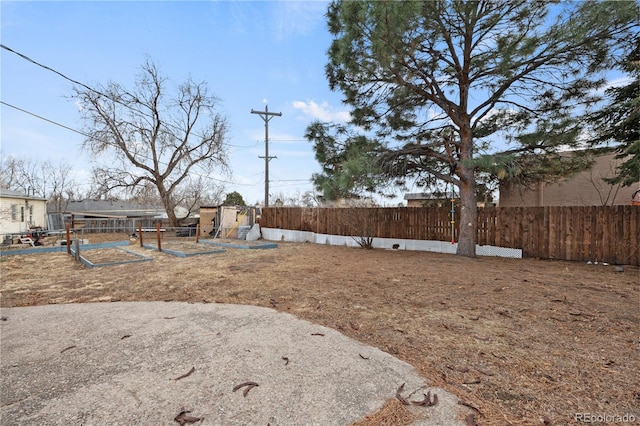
<box><xmin>157</xmin><ymin>182</ymin><xmax>180</xmax><ymax>227</ymax></box>
<box><xmin>165</xmin><ymin>203</ymin><xmax>179</xmax><ymax>227</ymax></box>
<box><xmin>456</xmin><ymin>128</ymin><xmax>477</xmax><ymax>257</ymax></box>
<box><xmin>456</xmin><ymin>173</ymin><xmax>477</xmax><ymax>257</ymax></box>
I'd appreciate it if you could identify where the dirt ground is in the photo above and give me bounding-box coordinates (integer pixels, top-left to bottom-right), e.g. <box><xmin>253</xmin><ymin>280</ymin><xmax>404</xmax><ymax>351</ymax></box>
<box><xmin>1</xmin><ymin>234</ymin><xmax>638</xmax><ymax>425</ymax></box>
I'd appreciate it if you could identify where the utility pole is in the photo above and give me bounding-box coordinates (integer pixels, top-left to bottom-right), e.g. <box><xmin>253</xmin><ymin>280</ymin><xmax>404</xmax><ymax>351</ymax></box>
<box><xmin>251</xmin><ymin>105</ymin><xmax>282</xmax><ymax>207</ymax></box>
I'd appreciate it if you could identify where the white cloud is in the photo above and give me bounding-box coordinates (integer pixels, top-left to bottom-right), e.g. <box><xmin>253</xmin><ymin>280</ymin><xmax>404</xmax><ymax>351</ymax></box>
<box><xmin>589</xmin><ymin>75</ymin><xmax>633</xmax><ymax>97</ymax></box>
<box><xmin>603</xmin><ymin>76</ymin><xmax>632</xmax><ymax>90</ymax></box>
<box><xmin>272</xmin><ymin>2</ymin><xmax>328</xmax><ymax>40</ymax></box>
<box><xmin>291</xmin><ymin>100</ymin><xmax>351</xmax><ymax>123</ymax></box>
<box><xmin>228</xmin><ymin>1</ymin><xmax>327</xmax><ymax>41</ymax></box>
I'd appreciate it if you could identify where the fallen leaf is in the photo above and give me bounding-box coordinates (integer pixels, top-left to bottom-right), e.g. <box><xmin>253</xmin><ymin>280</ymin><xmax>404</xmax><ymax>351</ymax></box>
<box><xmin>233</xmin><ymin>381</ymin><xmax>259</xmax><ymax>397</ymax></box>
<box><xmin>174</xmin><ymin>367</ymin><xmax>195</xmax><ymax>381</ymax></box>
<box><xmin>395</xmin><ymin>383</ymin><xmax>410</xmax><ymax>405</ymax></box>
<box><xmin>174</xmin><ymin>408</ymin><xmax>201</xmax><ymax>425</ymax></box>
<box><xmin>411</xmin><ymin>390</ymin><xmax>438</xmax><ymax>407</ymax></box>
<box><xmin>60</xmin><ymin>345</ymin><xmax>76</xmax><ymax>353</ymax></box>
<box><xmin>466</xmin><ymin>413</ymin><xmax>478</xmax><ymax>426</ymax></box>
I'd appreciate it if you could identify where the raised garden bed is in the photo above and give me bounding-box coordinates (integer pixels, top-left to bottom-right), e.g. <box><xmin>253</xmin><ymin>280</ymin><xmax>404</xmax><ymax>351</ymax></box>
<box><xmin>142</xmin><ymin>241</ymin><xmax>225</xmax><ymax>257</ymax></box>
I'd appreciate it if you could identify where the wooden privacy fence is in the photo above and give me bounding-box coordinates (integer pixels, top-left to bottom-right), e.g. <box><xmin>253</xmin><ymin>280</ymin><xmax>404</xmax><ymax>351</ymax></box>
<box><xmin>261</xmin><ymin>206</ymin><xmax>640</xmax><ymax>266</ymax></box>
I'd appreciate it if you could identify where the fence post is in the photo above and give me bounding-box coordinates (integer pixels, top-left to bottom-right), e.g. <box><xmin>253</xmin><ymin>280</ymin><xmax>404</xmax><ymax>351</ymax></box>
<box><xmin>74</xmin><ymin>238</ymin><xmax>80</xmax><ymax>262</ymax></box>
<box><xmin>156</xmin><ymin>223</ymin><xmax>162</xmax><ymax>252</ymax></box>
<box><xmin>138</xmin><ymin>223</ymin><xmax>143</xmax><ymax>248</ymax></box>
<box><xmin>65</xmin><ymin>224</ymin><xmax>71</xmax><ymax>255</ymax></box>
<box><xmin>195</xmin><ymin>224</ymin><xmax>200</xmax><ymax>243</ymax></box>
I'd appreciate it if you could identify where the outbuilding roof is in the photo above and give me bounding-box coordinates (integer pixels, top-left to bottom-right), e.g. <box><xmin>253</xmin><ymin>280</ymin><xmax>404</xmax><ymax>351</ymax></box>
<box><xmin>0</xmin><ymin>188</ymin><xmax>48</xmax><ymax>202</ymax></box>
<box><xmin>67</xmin><ymin>199</ymin><xmax>164</xmax><ymax>219</ymax></box>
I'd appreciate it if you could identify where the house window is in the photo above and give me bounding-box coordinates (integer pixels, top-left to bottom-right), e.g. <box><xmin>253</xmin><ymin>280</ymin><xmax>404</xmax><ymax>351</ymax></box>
<box><xmin>21</xmin><ymin>206</ymin><xmax>25</xmax><ymax>222</ymax></box>
<box><xmin>11</xmin><ymin>205</ymin><xmax>17</xmax><ymax>221</ymax></box>
<box><xmin>29</xmin><ymin>205</ymin><xmax>33</xmax><ymax>224</ymax></box>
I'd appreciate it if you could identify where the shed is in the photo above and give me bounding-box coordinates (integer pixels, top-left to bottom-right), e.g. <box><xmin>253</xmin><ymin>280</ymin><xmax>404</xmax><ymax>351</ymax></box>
<box><xmin>203</xmin><ymin>205</ymin><xmax>256</xmax><ymax>239</ymax></box>
<box><xmin>199</xmin><ymin>206</ymin><xmax>219</xmax><ymax>237</ymax></box>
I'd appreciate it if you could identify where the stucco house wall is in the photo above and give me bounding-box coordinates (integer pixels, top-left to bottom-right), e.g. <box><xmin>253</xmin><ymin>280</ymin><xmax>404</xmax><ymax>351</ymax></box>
<box><xmin>0</xmin><ymin>189</ymin><xmax>48</xmax><ymax>237</ymax></box>
<box><xmin>499</xmin><ymin>152</ymin><xmax>639</xmax><ymax>207</ymax></box>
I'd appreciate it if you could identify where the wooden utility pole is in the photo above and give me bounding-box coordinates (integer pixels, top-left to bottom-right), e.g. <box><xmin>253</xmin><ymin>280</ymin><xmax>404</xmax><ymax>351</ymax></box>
<box><xmin>251</xmin><ymin>105</ymin><xmax>282</xmax><ymax>207</ymax></box>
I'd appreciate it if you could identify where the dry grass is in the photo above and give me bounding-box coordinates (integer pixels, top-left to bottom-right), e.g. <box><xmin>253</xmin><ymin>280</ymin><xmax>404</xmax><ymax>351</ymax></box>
<box><xmin>1</xmin><ymin>236</ymin><xmax>638</xmax><ymax>425</ymax></box>
<box><xmin>352</xmin><ymin>398</ymin><xmax>419</xmax><ymax>426</ymax></box>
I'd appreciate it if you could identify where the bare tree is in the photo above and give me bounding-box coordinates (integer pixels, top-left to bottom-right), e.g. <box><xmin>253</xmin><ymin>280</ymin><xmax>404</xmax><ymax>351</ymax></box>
<box><xmin>297</xmin><ymin>190</ymin><xmax>319</xmax><ymax>207</ymax></box>
<box><xmin>42</xmin><ymin>160</ymin><xmax>76</xmax><ymax>213</ymax></box>
<box><xmin>0</xmin><ymin>156</ymin><xmax>43</xmax><ymax>196</ymax></box>
<box><xmin>172</xmin><ymin>176</ymin><xmax>225</xmax><ymax>220</ymax></box>
<box><xmin>128</xmin><ymin>180</ymin><xmax>162</xmax><ymax>205</ymax></box>
<box><xmin>581</xmin><ymin>157</ymin><xmax>623</xmax><ymax>207</ymax></box>
<box><xmin>74</xmin><ymin>59</ymin><xmax>230</xmax><ymax>226</ymax></box>
<box><xmin>0</xmin><ymin>154</ymin><xmax>20</xmax><ymax>190</ymax></box>
<box><xmin>0</xmin><ymin>156</ymin><xmax>77</xmax><ymax>212</ymax></box>
<box><xmin>271</xmin><ymin>190</ymin><xmax>318</xmax><ymax>207</ymax></box>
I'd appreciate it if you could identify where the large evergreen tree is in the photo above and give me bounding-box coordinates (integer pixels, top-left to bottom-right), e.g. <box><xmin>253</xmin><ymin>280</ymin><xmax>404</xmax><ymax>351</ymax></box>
<box><xmin>305</xmin><ymin>121</ymin><xmax>387</xmax><ymax>201</ymax></box>
<box><xmin>315</xmin><ymin>0</ymin><xmax>636</xmax><ymax>257</ymax></box>
<box><xmin>589</xmin><ymin>35</ymin><xmax>640</xmax><ymax>188</ymax></box>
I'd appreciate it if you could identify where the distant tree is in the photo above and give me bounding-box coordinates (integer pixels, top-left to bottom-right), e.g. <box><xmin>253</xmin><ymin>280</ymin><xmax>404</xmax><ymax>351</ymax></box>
<box><xmin>222</xmin><ymin>191</ymin><xmax>246</xmax><ymax>206</ymax></box>
<box><xmin>74</xmin><ymin>59</ymin><xmax>229</xmax><ymax>226</ymax></box>
<box><xmin>85</xmin><ymin>173</ymin><xmax>122</xmax><ymax>201</ymax></box>
<box><xmin>0</xmin><ymin>156</ymin><xmax>43</xmax><ymax>196</ymax></box>
<box><xmin>0</xmin><ymin>155</ymin><xmax>77</xmax><ymax>212</ymax></box>
<box><xmin>128</xmin><ymin>180</ymin><xmax>162</xmax><ymax>205</ymax></box>
<box><xmin>318</xmin><ymin>0</ymin><xmax>636</xmax><ymax>257</ymax></box>
<box><xmin>43</xmin><ymin>160</ymin><xmax>76</xmax><ymax>213</ymax></box>
<box><xmin>299</xmin><ymin>190</ymin><xmax>319</xmax><ymax>207</ymax></box>
<box><xmin>588</xmin><ymin>35</ymin><xmax>640</xmax><ymax>188</ymax></box>
<box><xmin>0</xmin><ymin>155</ymin><xmax>20</xmax><ymax>190</ymax></box>
<box><xmin>271</xmin><ymin>190</ymin><xmax>319</xmax><ymax>207</ymax></box>
<box><xmin>174</xmin><ymin>177</ymin><xmax>225</xmax><ymax>218</ymax></box>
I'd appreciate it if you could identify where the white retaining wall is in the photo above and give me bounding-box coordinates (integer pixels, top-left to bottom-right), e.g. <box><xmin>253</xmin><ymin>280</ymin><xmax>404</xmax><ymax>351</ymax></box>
<box><xmin>261</xmin><ymin>227</ymin><xmax>522</xmax><ymax>259</ymax></box>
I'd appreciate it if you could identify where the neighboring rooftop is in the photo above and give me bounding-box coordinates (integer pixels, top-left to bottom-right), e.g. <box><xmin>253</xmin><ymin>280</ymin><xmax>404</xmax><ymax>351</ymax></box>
<box><xmin>66</xmin><ymin>199</ymin><xmax>164</xmax><ymax>219</ymax></box>
<box><xmin>0</xmin><ymin>188</ymin><xmax>47</xmax><ymax>201</ymax></box>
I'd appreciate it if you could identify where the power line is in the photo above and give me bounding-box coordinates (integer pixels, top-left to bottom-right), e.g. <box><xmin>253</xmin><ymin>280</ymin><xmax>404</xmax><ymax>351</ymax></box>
<box><xmin>1</xmin><ymin>43</ymin><xmax>249</xmax><ymax>149</ymax></box>
<box><xmin>2</xmin><ymin>44</ymin><xmax>313</xmax><ymax>194</ymax></box>
<box><xmin>1</xmin><ymin>100</ymin><xmax>90</xmax><ymax>138</ymax></box>
<box><xmin>0</xmin><ymin>100</ymin><xmax>255</xmax><ymax>187</ymax></box>
<box><xmin>1</xmin><ymin>44</ymin><xmax>97</xmax><ymax>95</ymax></box>
<box><xmin>270</xmin><ymin>182</ymin><xmax>313</xmax><ymax>189</ymax></box>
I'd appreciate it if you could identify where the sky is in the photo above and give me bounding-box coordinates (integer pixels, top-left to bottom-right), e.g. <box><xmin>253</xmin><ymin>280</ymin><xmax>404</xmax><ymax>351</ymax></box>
<box><xmin>1</xmin><ymin>0</ymin><xmax>382</xmax><ymax>206</ymax></box>
<box><xmin>2</xmin><ymin>2</ymin><xmax>633</xmax><ymax>207</ymax></box>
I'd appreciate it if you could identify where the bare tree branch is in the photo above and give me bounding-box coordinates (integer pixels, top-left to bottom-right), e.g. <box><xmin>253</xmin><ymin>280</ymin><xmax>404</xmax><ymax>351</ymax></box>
<box><xmin>74</xmin><ymin>60</ymin><xmax>229</xmax><ymax>225</ymax></box>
